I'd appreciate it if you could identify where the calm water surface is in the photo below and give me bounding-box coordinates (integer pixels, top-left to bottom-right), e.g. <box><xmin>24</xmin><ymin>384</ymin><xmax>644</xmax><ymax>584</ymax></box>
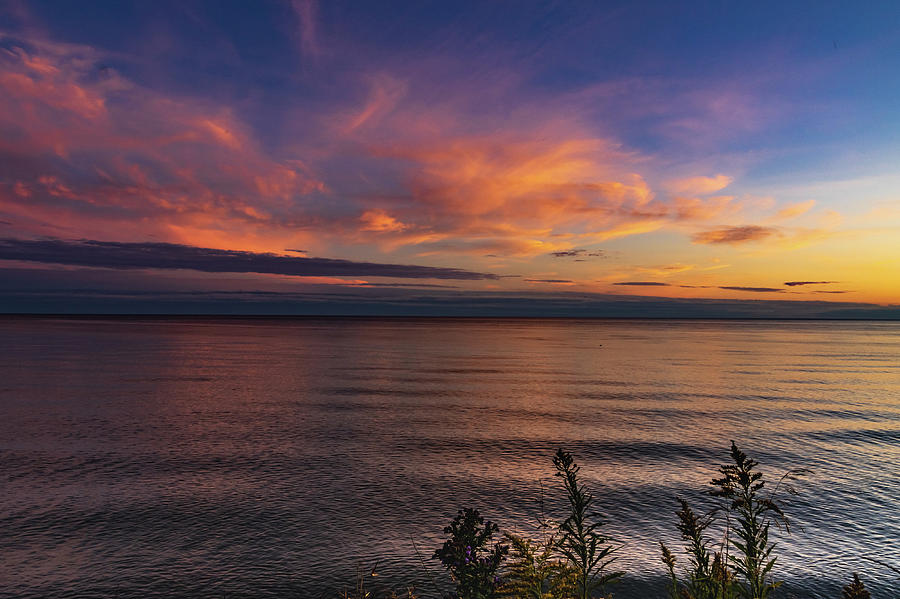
<box><xmin>0</xmin><ymin>317</ymin><xmax>898</xmax><ymax>598</ymax></box>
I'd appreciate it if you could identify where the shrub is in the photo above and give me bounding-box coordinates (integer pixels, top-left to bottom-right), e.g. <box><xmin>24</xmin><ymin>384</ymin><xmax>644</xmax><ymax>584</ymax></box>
<box><xmin>841</xmin><ymin>573</ymin><xmax>870</xmax><ymax>599</ymax></box>
<box><xmin>434</xmin><ymin>508</ymin><xmax>509</xmax><ymax>599</ymax></box>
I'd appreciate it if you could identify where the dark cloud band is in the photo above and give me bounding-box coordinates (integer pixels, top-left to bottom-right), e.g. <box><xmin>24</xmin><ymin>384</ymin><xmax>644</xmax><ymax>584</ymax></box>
<box><xmin>525</xmin><ymin>279</ymin><xmax>573</xmax><ymax>283</ymax></box>
<box><xmin>0</xmin><ymin>238</ymin><xmax>498</xmax><ymax>280</ymax></box>
<box><xmin>719</xmin><ymin>286</ymin><xmax>783</xmax><ymax>293</ymax></box>
<box><xmin>784</xmin><ymin>281</ymin><xmax>836</xmax><ymax>287</ymax></box>
<box><xmin>549</xmin><ymin>249</ymin><xmax>605</xmax><ymax>258</ymax></box>
<box><xmin>613</xmin><ymin>281</ymin><xmax>671</xmax><ymax>286</ymax></box>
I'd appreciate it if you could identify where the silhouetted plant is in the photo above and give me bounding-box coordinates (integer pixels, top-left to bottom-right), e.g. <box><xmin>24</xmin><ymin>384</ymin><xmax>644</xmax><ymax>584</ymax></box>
<box><xmin>500</xmin><ymin>532</ymin><xmax>575</xmax><ymax>599</ymax></box>
<box><xmin>709</xmin><ymin>552</ymin><xmax>736</xmax><ymax>597</ymax></box>
<box><xmin>339</xmin><ymin>562</ymin><xmax>386</xmax><ymax>599</ymax></box>
<box><xmin>840</xmin><ymin>573</ymin><xmax>870</xmax><ymax>599</ymax></box>
<box><xmin>434</xmin><ymin>508</ymin><xmax>508</xmax><ymax>599</ymax></box>
<box><xmin>660</xmin><ymin>498</ymin><xmax>737</xmax><ymax>599</ymax></box>
<box><xmin>660</xmin><ymin>541</ymin><xmax>680</xmax><ymax>598</ymax></box>
<box><xmin>553</xmin><ymin>449</ymin><xmax>622</xmax><ymax>599</ymax></box>
<box><xmin>499</xmin><ymin>479</ymin><xmax>575</xmax><ymax>599</ymax></box>
<box><xmin>709</xmin><ymin>441</ymin><xmax>807</xmax><ymax>599</ymax></box>
<box><xmin>676</xmin><ymin>497</ymin><xmax>717</xmax><ymax>597</ymax></box>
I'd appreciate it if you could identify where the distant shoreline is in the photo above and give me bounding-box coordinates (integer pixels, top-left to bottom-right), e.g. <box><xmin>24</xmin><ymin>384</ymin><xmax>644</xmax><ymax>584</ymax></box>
<box><xmin>1</xmin><ymin>313</ymin><xmax>899</xmax><ymax>321</ymax></box>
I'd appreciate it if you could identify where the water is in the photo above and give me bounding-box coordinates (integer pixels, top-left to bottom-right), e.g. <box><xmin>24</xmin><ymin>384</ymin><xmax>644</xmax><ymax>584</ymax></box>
<box><xmin>0</xmin><ymin>317</ymin><xmax>898</xmax><ymax>598</ymax></box>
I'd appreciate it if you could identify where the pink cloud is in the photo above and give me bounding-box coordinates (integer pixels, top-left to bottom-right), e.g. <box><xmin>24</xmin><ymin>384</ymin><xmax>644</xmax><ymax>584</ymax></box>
<box><xmin>0</xmin><ymin>27</ymin><xmax>799</xmax><ymax>269</ymax></box>
<box><xmin>291</xmin><ymin>0</ymin><xmax>321</xmax><ymax>59</ymax></box>
<box><xmin>0</xmin><ymin>33</ymin><xmax>326</xmax><ymax>251</ymax></box>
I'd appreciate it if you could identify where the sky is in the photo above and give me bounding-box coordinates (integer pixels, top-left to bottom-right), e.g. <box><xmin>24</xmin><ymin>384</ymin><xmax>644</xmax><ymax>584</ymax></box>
<box><xmin>1</xmin><ymin>0</ymin><xmax>899</xmax><ymax>316</ymax></box>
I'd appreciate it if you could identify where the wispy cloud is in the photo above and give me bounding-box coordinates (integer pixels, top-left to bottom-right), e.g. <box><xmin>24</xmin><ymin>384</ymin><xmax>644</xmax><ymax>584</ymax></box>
<box><xmin>692</xmin><ymin>225</ymin><xmax>778</xmax><ymax>245</ymax></box>
<box><xmin>664</xmin><ymin>174</ymin><xmax>733</xmax><ymax>195</ymax></box>
<box><xmin>291</xmin><ymin>0</ymin><xmax>320</xmax><ymax>60</ymax></box>
<box><xmin>776</xmin><ymin>199</ymin><xmax>816</xmax><ymax>220</ymax></box>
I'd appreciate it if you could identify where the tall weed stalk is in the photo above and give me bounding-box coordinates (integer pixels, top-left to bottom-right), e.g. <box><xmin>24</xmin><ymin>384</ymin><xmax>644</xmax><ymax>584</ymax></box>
<box><xmin>709</xmin><ymin>441</ymin><xmax>808</xmax><ymax>599</ymax></box>
<box><xmin>553</xmin><ymin>449</ymin><xmax>622</xmax><ymax>599</ymax></box>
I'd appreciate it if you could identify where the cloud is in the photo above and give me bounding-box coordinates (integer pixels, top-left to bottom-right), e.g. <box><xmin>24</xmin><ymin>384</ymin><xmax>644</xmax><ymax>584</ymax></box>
<box><xmin>291</xmin><ymin>0</ymin><xmax>320</xmax><ymax>59</ymax></box>
<box><xmin>356</xmin><ymin>136</ymin><xmax>664</xmax><ymax>255</ymax></box>
<box><xmin>665</xmin><ymin>174</ymin><xmax>733</xmax><ymax>195</ymax></box>
<box><xmin>525</xmin><ymin>279</ymin><xmax>573</xmax><ymax>284</ymax></box>
<box><xmin>784</xmin><ymin>280</ymin><xmax>836</xmax><ymax>287</ymax></box>
<box><xmin>351</xmin><ymin>282</ymin><xmax>459</xmax><ymax>288</ymax></box>
<box><xmin>0</xmin><ymin>238</ymin><xmax>498</xmax><ymax>280</ymax></box>
<box><xmin>2</xmin><ymin>271</ymin><xmax>894</xmax><ymax>318</ymax></box>
<box><xmin>634</xmin><ymin>263</ymin><xmax>696</xmax><ymax>276</ymax></box>
<box><xmin>776</xmin><ymin>200</ymin><xmax>816</xmax><ymax>219</ymax></box>
<box><xmin>340</xmin><ymin>73</ymin><xmax>407</xmax><ymax>134</ymax></box>
<box><xmin>359</xmin><ymin>209</ymin><xmax>408</xmax><ymax>232</ymax></box>
<box><xmin>718</xmin><ymin>286</ymin><xmax>784</xmax><ymax>293</ymax></box>
<box><xmin>0</xmin><ymin>32</ymin><xmax>326</xmax><ymax>251</ymax></box>
<box><xmin>613</xmin><ymin>281</ymin><xmax>671</xmax><ymax>286</ymax></box>
<box><xmin>0</xmin><ymin>25</ymin><xmax>793</xmax><ymax>269</ymax></box>
<box><xmin>549</xmin><ymin>248</ymin><xmax>605</xmax><ymax>258</ymax></box>
<box><xmin>671</xmin><ymin>195</ymin><xmax>735</xmax><ymax>221</ymax></box>
<box><xmin>692</xmin><ymin>225</ymin><xmax>778</xmax><ymax>245</ymax></box>
<box><xmin>0</xmin><ymin>29</ymin><xmax>712</xmax><ymax>260</ymax></box>
<box><xmin>813</xmin><ymin>290</ymin><xmax>851</xmax><ymax>294</ymax></box>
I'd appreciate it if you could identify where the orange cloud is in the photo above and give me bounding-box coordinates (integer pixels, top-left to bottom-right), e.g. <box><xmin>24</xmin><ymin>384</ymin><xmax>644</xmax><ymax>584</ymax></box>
<box><xmin>352</xmin><ymin>135</ymin><xmax>666</xmax><ymax>255</ymax></box>
<box><xmin>776</xmin><ymin>199</ymin><xmax>815</xmax><ymax>219</ymax></box>
<box><xmin>360</xmin><ymin>209</ymin><xmax>407</xmax><ymax>232</ymax></box>
<box><xmin>671</xmin><ymin>195</ymin><xmax>735</xmax><ymax>220</ymax></box>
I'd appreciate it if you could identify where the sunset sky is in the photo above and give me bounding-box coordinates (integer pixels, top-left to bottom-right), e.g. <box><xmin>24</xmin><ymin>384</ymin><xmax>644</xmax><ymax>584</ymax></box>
<box><xmin>1</xmin><ymin>1</ymin><xmax>898</xmax><ymax>316</ymax></box>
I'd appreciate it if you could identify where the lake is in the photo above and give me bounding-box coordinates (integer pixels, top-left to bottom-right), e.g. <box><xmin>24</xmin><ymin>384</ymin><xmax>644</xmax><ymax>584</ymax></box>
<box><xmin>0</xmin><ymin>317</ymin><xmax>898</xmax><ymax>598</ymax></box>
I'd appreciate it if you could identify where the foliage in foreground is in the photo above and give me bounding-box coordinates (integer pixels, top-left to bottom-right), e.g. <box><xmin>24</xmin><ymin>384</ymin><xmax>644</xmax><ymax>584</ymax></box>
<box><xmin>841</xmin><ymin>573</ymin><xmax>871</xmax><ymax>599</ymax></box>
<box><xmin>433</xmin><ymin>508</ymin><xmax>508</xmax><ymax>599</ymax></box>
<box><xmin>337</xmin><ymin>442</ymin><xmax>886</xmax><ymax>599</ymax></box>
<box><xmin>552</xmin><ymin>449</ymin><xmax>622</xmax><ymax>599</ymax></box>
<box><xmin>661</xmin><ymin>441</ymin><xmax>810</xmax><ymax>599</ymax></box>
